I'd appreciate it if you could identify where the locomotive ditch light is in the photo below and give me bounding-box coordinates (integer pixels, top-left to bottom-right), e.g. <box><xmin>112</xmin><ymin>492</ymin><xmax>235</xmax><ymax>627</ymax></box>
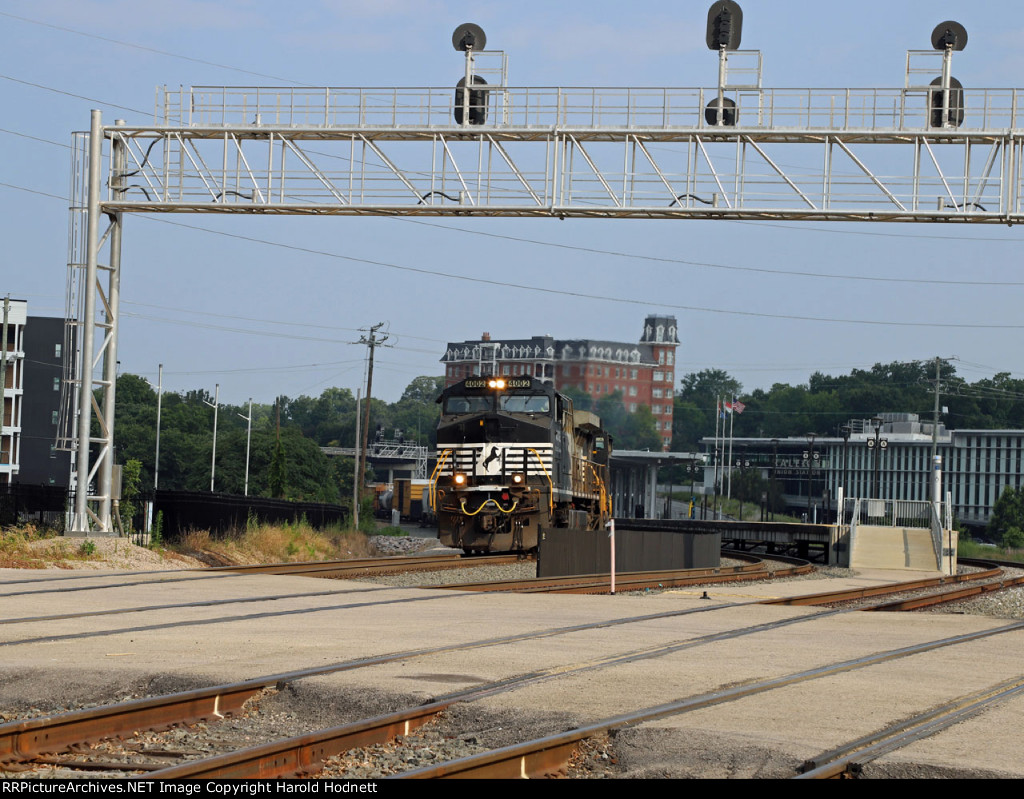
<box><xmin>511</xmin><ymin>472</ymin><xmax>525</xmax><ymax>486</ymax></box>
<box><xmin>454</xmin><ymin>472</ymin><xmax>468</xmax><ymax>486</ymax></box>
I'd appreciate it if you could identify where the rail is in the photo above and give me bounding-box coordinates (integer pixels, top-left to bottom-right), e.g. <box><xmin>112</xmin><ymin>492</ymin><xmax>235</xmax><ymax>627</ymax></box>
<box><xmin>159</xmin><ymin>85</ymin><xmax>1024</xmax><ymax>134</ymax></box>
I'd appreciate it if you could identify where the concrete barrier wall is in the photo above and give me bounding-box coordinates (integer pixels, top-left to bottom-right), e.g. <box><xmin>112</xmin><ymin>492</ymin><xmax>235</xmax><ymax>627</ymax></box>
<box><xmin>537</xmin><ymin>526</ymin><xmax>721</xmax><ymax>577</ymax></box>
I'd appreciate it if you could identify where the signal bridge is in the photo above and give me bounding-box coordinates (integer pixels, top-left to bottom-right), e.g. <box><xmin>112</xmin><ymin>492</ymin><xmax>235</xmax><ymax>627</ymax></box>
<box><xmin>62</xmin><ymin>13</ymin><xmax>1015</xmax><ymax>532</ymax></box>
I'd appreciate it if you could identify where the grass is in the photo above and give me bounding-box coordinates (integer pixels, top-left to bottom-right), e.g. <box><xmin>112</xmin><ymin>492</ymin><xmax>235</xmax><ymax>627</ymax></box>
<box><xmin>957</xmin><ymin>536</ymin><xmax>1024</xmax><ymax>564</ymax></box>
<box><xmin>0</xmin><ymin>524</ymin><xmax>103</xmax><ymax>569</ymax></box>
<box><xmin>175</xmin><ymin>519</ymin><xmax>383</xmax><ymax>565</ymax></box>
<box><xmin>1</xmin><ymin>514</ymin><xmax>409</xmax><ymax>569</ymax></box>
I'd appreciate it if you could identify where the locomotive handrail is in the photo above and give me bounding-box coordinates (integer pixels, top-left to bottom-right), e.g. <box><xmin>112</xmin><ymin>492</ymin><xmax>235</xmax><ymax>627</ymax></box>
<box><xmin>528</xmin><ymin>448</ymin><xmax>555</xmax><ymax>515</ymax></box>
<box><xmin>428</xmin><ymin>449</ymin><xmax>453</xmax><ymax>511</ymax></box>
<box><xmin>587</xmin><ymin>462</ymin><xmax>612</xmax><ymax>518</ymax></box>
<box><xmin>459</xmin><ymin>498</ymin><xmax>520</xmax><ymax>516</ymax></box>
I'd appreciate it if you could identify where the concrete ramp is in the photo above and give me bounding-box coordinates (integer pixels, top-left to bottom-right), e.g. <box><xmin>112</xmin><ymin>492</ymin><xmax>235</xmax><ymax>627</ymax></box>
<box><xmin>851</xmin><ymin>525</ymin><xmax>939</xmax><ymax>570</ymax></box>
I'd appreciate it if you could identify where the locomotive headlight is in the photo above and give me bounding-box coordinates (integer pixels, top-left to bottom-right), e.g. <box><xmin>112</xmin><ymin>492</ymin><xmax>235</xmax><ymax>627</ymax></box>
<box><xmin>488</xmin><ymin>378</ymin><xmax>506</xmax><ymax>389</ymax></box>
<box><xmin>511</xmin><ymin>472</ymin><xmax>525</xmax><ymax>486</ymax></box>
<box><xmin>453</xmin><ymin>472</ymin><xmax>467</xmax><ymax>486</ymax></box>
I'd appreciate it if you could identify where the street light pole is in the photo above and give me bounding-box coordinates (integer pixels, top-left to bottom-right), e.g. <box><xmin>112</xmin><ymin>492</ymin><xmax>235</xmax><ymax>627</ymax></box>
<box><xmin>238</xmin><ymin>398</ymin><xmax>253</xmax><ymax>496</ymax></box>
<box><xmin>868</xmin><ymin>417</ymin><xmax>888</xmax><ymax>499</ymax></box>
<box><xmin>805</xmin><ymin>433</ymin><xmax>816</xmax><ymax>521</ymax></box>
<box><xmin>840</xmin><ymin>425</ymin><xmax>851</xmax><ymax>501</ymax></box>
<box><xmin>770</xmin><ymin>439</ymin><xmax>779</xmax><ymax>522</ymax></box>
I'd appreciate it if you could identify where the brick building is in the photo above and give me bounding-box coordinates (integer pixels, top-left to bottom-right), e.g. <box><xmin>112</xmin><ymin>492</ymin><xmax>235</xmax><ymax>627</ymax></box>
<box><xmin>441</xmin><ymin>315</ymin><xmax>680</xmax><ymax>450</ymax></box>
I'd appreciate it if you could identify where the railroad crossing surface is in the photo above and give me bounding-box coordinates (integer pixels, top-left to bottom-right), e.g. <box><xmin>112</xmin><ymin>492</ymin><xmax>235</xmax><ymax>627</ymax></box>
<box><xmin>1</xmin><ymin>564</ymin><xmax>1021</xmax><ymax>778</ymax></box>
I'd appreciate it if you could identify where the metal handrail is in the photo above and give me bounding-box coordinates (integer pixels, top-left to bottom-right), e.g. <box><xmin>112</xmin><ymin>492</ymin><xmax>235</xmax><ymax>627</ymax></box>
<box><xmin>161</xmin><ymin>85</ymin><xmax>1024</xmax><ymax>133</ymax></box>
<box><xmin>427</xmin><ymin>449</ymin><xmax>452</xmax><ymax>511</ymax></box>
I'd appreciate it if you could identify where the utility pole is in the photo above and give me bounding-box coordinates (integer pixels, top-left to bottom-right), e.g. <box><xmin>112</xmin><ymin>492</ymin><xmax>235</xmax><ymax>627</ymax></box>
<box><xmin>931</xmin><ymin>356</ymin><xmax>941</xmax><ymax>499</ymax></box>
<box><xmin>204</xmin><ymin>384</ymin><xmax>220</xmax><ymax>492</ymax></box>
<box><xmin>353</xmin><ymin>388</ymin><xmax>361</xmax><ymax>529</ymax></box>
<box><xmin>357</xmin><ymin>323</ymin><xmax>388</xmax><ymax>504</ymax></box>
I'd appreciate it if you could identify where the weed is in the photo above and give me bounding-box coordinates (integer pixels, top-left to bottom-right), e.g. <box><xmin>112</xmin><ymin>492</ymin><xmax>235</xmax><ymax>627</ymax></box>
<box><xmin>78</xmin><ymin>539</ymin><xmax>96</xmax><ymax>557</ymax></box>
<box><xmin>151</xmin><ymin>511</ymin><xmax>164</xmax><ymax>549</ymax></box>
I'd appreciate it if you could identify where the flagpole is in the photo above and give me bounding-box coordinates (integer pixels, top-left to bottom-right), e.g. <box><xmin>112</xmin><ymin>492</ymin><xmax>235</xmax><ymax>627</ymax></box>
<box><xmin>727</xmin><ymin>398</ymin><xmax>735</xmax><ymax>500</ymax></box>
<box><xmin>714</xmin><ymin>396</ymin><xmax>721</xmax><ymax>514</ymax></box>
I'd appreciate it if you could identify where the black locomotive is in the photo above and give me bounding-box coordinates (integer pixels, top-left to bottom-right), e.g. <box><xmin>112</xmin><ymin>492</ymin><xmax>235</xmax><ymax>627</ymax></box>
<box><xmin>429</xmin><ymin>376</ymin><xmax>611</xmax><ymax>552</ymax></box>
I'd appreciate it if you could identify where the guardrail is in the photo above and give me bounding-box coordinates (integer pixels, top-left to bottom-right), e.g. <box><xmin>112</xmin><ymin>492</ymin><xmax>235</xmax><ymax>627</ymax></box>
<box><xmin>158</xmin><ymin>85</ymin><xmax>1024</xmax><ymax>133</ymax></box>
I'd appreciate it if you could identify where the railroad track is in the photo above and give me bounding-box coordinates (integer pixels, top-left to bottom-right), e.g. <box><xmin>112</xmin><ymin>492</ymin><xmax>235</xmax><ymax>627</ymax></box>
<box><xmin>4</xmin><ymin>567</ymin><xmax>1022</xmax><ymax>778</ymax></box>
<box><xmin>795</xmin><ymin>675</ymin><xmax>1024</xmax><ymax>778</ymax></box>
<box><xmin>205</xmin><ymin>553</ymin><xmax>527</xmax><ymax>579</ymax></box>
<box><xmin>435</xmin><ymin>558</ymin><xmax>811</xmax><ymax>594</ymax></box>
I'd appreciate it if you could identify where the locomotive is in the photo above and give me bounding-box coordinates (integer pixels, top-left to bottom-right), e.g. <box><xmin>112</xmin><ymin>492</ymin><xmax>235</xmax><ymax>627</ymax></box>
<box><xmin>429</xmin><ymin>376</ymin><xmax>611</xmax><ymax>552</ymax></box>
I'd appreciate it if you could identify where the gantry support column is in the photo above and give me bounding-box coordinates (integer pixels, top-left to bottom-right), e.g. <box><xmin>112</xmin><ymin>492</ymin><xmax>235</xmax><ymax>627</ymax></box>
<box><xmin>71</xmin><ymin>110</ymin><xmax>122</xmax><ymax>535</ymax></box>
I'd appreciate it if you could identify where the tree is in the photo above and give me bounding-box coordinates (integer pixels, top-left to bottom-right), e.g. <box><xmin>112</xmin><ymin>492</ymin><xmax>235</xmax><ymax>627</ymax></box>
<box><xmin>118</xmin><ymin>459</ymin><xmax>142</xmax><ymax>532</ymax></box>
<box><xmin>1002</xmin><ymin>526</ymin><xmax>1024</xmax><ymax>551</ymax></box>
<box><xmin>989</xmin><ymin>486</ymin><xmax>1024</xmax><ymax>544</ymax></box>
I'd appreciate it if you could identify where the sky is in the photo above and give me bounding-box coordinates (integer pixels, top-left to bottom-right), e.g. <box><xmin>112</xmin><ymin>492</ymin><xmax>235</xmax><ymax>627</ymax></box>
<box><xmin>2</xmin><ymin>0</ymin><xmax>1024</xmax><ymax>407</ymax></box>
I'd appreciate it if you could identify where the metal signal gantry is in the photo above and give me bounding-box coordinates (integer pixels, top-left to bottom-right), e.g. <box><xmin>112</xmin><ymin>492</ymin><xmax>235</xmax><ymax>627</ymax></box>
<box><xmin>63</xmin><ymin>17</ymin><xmax>1020</xmax><ymax>532</ymax></box>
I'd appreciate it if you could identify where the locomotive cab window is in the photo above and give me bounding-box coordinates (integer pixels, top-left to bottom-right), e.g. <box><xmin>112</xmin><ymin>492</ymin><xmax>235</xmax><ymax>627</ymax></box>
<box><xmin>499</xmin><ymin>394</ymin><xmax>550</xmax><ymax>414</ymax></box>
<box><xmin>444</xmin><ymin>396</ymin><xmax>493</xmax><ymax>414</ymax></box>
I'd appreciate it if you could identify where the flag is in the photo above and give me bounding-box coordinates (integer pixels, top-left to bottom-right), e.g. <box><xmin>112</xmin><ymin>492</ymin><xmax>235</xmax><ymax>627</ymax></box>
<box><xmin>723</xmin><ymin>401</ymin><xmax>733</xmax><ymax>414</ymax></box>
<box><xmin>733</xmin><ymin>400</ymin><xmax>746</xmax><ymax>414</ymax></box>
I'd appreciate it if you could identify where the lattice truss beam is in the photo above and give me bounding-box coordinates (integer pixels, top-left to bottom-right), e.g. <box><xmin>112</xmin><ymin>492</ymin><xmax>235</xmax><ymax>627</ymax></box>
<box><xmin>102</xmin><ymin>127</ymin><xmax>1021</xmax><ymax>222</ymax></box>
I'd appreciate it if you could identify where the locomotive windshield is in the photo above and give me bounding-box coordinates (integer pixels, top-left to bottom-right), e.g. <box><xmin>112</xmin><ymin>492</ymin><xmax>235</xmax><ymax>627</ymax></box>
<box><xmin>443</xmin><ymin>395</ymin><xmax>494</xmax><ymax>414</ymax></box>
<box><xmin>498</xmin><ymin>394</ymin><xmax>550</xmax><ymax>413</ymax></box>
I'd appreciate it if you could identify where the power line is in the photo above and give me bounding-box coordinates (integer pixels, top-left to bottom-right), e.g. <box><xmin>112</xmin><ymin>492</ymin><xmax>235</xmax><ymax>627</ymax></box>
<box><xmin>0</xmin><ymin>73</ymin><xmax>148</xmax><ymax>115</ymax></box>
<box><xmin>0</xmin><ymin>10</ymin><xmax>312</xmax><ymax>86</ymax></box>
<box><xmin>141</xmin><ymin>216</ymin><xmax>1024</xmax><ymax>331</ymax></box>
<box><xmin>395</xmin><ymin>217</ymin><xmax>1024</xmax><ymax>287</ymax></box>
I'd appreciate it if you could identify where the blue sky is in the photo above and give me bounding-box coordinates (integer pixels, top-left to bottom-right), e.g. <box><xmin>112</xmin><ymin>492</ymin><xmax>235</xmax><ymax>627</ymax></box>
<box><xmin>2</xmin><ymin>0</ymin><xmax>1024</xmax><ymax>406</ymax></box>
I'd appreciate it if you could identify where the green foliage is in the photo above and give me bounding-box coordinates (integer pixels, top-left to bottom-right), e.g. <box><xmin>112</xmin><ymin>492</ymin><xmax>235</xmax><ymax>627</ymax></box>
<box><xmin>119</xmin><ymin>459</ymin><xmax>143</xmax><ymax>533</ymax></box>
<box><xmin>78</xmin><ymin>539</ymin><xmax>96</xmax><ymax>557</ymax></box>
<box><xmin>664</xmin><ymin>358</ymin><xmax>1024</xmax><ymax>446</ymax></box>
<box><xmin>356</xmin><ymin>495</ymin><xmax>377</xmax><ymax>534</ymax></box>
<box><xmin>989</xmin><ymin>486</ymin><xmax>1024</xmax><ymax>543</ymax></box>
<box><xmin>570</xmin><ymin>389</ymin><xmax>661</xmax><ymax>451</ymax></box>
<box><xmin>1002</xmin><ymin>526</ymin><xmax>1024</xmax><ymax>550</ymax></box>
<box><xmin>375</xmin><ymin>526</ymin><xmax>407</xmax><ymax>537</ymax></box>
<box><xmin>269</xmin><ymin>439</ymin><xmax>287</xmax><ymax>499</ymax></box>
<box><xmin>151</xmin><ymin>510</ymin><xmax>163</xmax><ymax>549</ymax></box>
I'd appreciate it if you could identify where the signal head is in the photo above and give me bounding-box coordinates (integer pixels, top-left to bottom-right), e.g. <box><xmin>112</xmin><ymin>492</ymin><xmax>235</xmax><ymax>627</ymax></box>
<box><xmin>706</xmin><ymin>1</ymin><xmax>743</xmax><ymax>50</ymax></box>
<box><xmin>453</xmin><ymin>23</ymin><xmax>487</xmax><ymax>52</ymax></box>
<box><xmin>931</xmin><ymin>21</ymin><xmax>967</xmax><ymax>52</ymax></box>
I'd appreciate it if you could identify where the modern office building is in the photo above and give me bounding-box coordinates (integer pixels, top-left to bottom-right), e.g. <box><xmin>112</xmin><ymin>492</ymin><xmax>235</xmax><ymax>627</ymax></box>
<box><xmin>441</xmin><ymin>315</ymin><xmax>680</xmax><ymax>450</ymax></box>
<box><xmin>0</xmin><ymin>303</ymin><xmax>71</xmax><ymax>487</ymax></box>
<box><xmin>0</xmin><ymin>299</ymin><xmax>26</xmax><ymax>485</ymax></box>
<box><xmin>702</xmin><ymin>413</ymin><xmax>1023</xmax><ymax>528</ymax></box>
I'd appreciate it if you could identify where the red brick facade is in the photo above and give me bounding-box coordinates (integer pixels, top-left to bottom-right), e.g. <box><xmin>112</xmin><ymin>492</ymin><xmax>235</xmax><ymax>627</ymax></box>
<box><xmin>441</xmin><ymin>315</ymin><xmax>679</xmax><ymax>450</ymax></box>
